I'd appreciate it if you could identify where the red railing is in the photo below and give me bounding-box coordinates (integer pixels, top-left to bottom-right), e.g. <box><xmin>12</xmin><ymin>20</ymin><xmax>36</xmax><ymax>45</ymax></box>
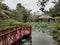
<box><xmin>0</xmin><ymin>24</ymin><xmax>32</xmax><ymax>45</ymax></box>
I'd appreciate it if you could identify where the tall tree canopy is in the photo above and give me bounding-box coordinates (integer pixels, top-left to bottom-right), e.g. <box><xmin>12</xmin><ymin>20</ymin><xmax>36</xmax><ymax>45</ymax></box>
<box><xmin>16</xmin><ymin>3</ymin><xmax>32</xmax><ymax>22</ymax></box>
<box><xmin>49</xmin><ymin>0</ymin><xmax>60</xmax><ymax>17</ymax></box>
<box><xmin>0</xmin><ymin>2</ymin><xmax>9</xmax><ymax>10</ymax></box>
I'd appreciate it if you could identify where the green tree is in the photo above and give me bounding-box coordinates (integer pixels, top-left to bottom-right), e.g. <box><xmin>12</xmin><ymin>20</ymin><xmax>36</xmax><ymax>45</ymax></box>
<box><xmin>16</xmin><ymin>3</ymin><xmax>32</xmax><ymax>22</ymax></box>
<box><xmin>0</xmin><ymin>2</ymin><xmax>9</xmax><ymax>10</ymax></box>
<box><xmin>49</xmin><ymin>0</ymin><xmax>60</xmax><ymax>17</ymax></box>
<box><xmin>0</xmin><ymin>2</ymin><xmax>10</xmax><ymax>20</ymax></box>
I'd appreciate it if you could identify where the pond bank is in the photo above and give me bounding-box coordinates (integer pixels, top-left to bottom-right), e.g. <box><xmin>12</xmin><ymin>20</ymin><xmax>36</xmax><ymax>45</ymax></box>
<box><xmin>14</xmin><ymin>22</ymin><xmax>59</xmax><ymax>45</ymax></box>
<box><xmin>19</xmin><ymin>31</ymin><xmax>57</xmax><ymax>45</ymax></box>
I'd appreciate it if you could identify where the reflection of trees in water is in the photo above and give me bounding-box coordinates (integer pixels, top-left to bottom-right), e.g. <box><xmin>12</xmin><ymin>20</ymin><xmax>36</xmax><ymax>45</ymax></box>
<box><xmin>20</xmin><ymin>37</ymin><xmax>32</xmax><ymax>45</ymax></box>
<box><xmin>26</xmin><ymin>37</ymin><xmax>32</xmax><ymax>45</ymax></box>
<box><xmin>13</xmin><ymin>36</ymin><xmax>32</xmax><ymax>45</ymax></box>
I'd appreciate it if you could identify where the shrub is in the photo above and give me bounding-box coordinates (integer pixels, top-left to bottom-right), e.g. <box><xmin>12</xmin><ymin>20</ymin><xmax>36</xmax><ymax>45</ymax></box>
<box><xmin>52</xmin><ymin>23</ymin><xmax>60</xmax><ymax>30</ymax></box>
<box><xmin>52</xmin><ymin>30</ymin><xmax>58</xmax><ymax>33</ymax></box>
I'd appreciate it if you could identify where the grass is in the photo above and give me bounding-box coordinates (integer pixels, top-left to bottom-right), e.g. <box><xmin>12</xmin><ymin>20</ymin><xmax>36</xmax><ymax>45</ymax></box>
<box><xmin>0</xmin><ymin>19</ymin><xmax>23</xmax><ymax>29</ymax></box>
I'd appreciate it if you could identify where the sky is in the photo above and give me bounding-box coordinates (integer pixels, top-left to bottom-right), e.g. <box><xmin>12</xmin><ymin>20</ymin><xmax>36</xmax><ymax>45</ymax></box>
<box><xmin>2</xmin><ymin>0</ymin><xmax>58</xmax><ymax>13</ymax></box>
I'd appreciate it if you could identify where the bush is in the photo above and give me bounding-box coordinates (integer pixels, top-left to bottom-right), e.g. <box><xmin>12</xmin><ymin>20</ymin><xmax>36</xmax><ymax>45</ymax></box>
<box><xmin>52</xmin><ymin>23</ymin><xmax>60</xmax><ymax>30</ymax></box>
<box><xmin>52</xmin><ymin>30</ymin><xmax>58</xmax><ymax>33</ymax></box>
<box><xmin>52</xmin><ymin>23</ymin><xmax>60</xmax><ymax>42</ymax></box>
<box><xmin>0</xmin><ymin>19</ymin><xmax>23</xmax><ymax>29</ymax></box>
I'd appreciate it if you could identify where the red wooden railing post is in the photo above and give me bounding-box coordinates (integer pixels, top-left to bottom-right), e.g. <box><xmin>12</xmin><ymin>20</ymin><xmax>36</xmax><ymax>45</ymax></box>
<box><xmin>0</xmin><ymin>24</ymin><xmax>32</xmax><ymax>45</ymax></box>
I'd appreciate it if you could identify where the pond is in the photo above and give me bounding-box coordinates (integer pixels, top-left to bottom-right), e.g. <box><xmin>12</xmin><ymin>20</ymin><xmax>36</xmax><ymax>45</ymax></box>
<box><xmin>15</xmin><ymin>22</ymin><xmax>59</xmax><ymax>45</ymax></box>
<box><xmin>19</xmin><ymin>31</ymin><xmax>57</xmax><ymax>45</ymax></box>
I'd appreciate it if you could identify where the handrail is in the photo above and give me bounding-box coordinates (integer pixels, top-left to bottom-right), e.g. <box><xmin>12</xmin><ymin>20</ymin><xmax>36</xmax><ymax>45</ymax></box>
<box><xmin>0</xmin><ymin>24</ymin><xmax>31</xmax><ymax>36</ymax></box>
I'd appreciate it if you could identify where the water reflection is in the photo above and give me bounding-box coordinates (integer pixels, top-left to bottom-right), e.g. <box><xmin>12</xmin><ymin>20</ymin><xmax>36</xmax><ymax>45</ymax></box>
<box><xmin>20</xmin><ymin>37</ymin><xmax>32</xmax><ymax>45</ymax></box>
<box><xmin>13</xmin><ymin>31</ymin><xmax>59</xmax><ymax>45</ymax></box>
<box><xmin>13</xmin><ymin>36</ymin><xmax>32</xmax><ymax>45</ymax></box>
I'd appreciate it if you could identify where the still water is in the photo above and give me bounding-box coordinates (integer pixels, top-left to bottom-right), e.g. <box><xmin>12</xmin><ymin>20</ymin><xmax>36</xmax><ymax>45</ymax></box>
<box><xmin>14</xmin><ymin>22</ymin><xmax>59</xmax><ymax>45</ymax></box>
<box><xmin>19</xmin><ymin>31</ymin><xmax>57</xmax><ymax>45</ymax></box>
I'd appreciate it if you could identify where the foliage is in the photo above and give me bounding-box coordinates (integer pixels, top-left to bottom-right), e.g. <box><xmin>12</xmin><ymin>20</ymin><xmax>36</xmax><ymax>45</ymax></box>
<box><xmin>27</xmin><ymin>22</ymin><xmax>53</xmax><ymax>33</ymax></box>
<box><xmin>51</xmin><ymin>22</ymin><xmax>60</xmax><ymax>41</ymax></box>
<box><xmin>0</xmin><ymin>2</ymin><xmax>32</xmax><ymax>22</ymax></box>
<box><xmin>52</xmin><ymin>30</ymin><xmax>60</xmax><ymax>42</ymax></box>
<box><xmin>0</xmin><ymin>19</ymin><xmax>23</xmax><ymax>29</ymax></box>
<box><xmin>52</xmin><ymin>23</ymin><xmax>60</xmax><ymax>30</ymax></box>
<box><xmin>52</xmin><ymin>30</ymin><xmax>58</xmax><ymax>33</ymax></box>
<box><xmin>16</xmin><ymin>3</ymin><xmax>32</xmax><ymax>22</ymax></box>
<box><xmin>0</xmin><ymin>2</ymin><xmax>32</xmax><ymax>29</ymax></box>
<box><xmin>49</xmin><ymin>0</ymin><xmax>60</xmax><ymax>17</ymax></box>
<box><xmin>0</xmin><ymin>2</ymin><xmax>10</xmax><ymax>20</ymax></box>
<box><xmin>0</xmin><ymin>2</ymin><xmax>9</xmax><ymax>10</ymax></box>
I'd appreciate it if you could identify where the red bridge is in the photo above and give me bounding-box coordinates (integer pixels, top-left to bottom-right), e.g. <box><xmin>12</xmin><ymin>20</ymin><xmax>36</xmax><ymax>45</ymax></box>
<box><xmin>0</xmin><ymin>24</ymin><xmax>32</xmax><ymax>45</ymax></box>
